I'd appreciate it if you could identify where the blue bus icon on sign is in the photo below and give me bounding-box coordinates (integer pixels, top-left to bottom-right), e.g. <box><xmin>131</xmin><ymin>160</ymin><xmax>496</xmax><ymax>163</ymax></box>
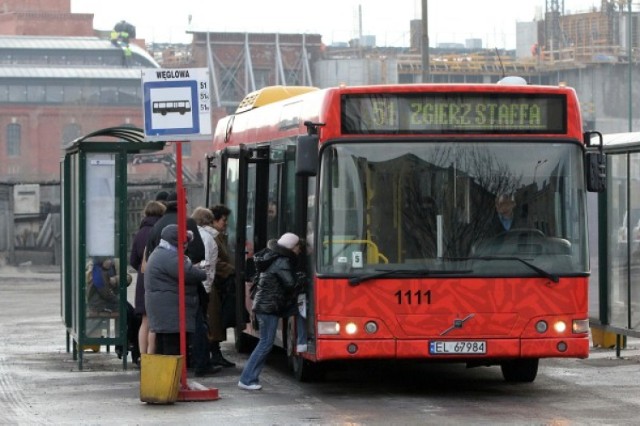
<box><xmin>152</xmin><ymin>100</ymin><xmax>192</xmax><ymax>115</ymax></box>
<box><xmin>143</xmin><ymin>80</ymin><xmax>199</xmax><ymax>137</ymax></box>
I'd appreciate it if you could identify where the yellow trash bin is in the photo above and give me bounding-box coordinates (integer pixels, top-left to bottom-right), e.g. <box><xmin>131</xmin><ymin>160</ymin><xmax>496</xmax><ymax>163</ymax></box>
<box><xmin>140</xmin><ymin>354</ymin><xmax>184</xmax><ymax>404</ymax></box>
<box><xmin>591</xmin><ymin>328</ymin><xmax>621</xmax><ymax>349</ymax></box>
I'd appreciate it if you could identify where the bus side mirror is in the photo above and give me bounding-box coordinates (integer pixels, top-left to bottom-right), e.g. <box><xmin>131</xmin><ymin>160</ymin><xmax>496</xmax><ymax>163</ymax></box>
<box><xmin>296</xmin><ymin>134</ymin><xmax>318</xmax><ymax>176</ymax></box>
<box><xmin>585</xmin><ymin>151</ymin><xmax>606</xmax><ymax>192</ymax></box>
<box><xmin>584</xmin><ymin>130</ymin><xmax>605</xmax><ymax>193</ymax></box>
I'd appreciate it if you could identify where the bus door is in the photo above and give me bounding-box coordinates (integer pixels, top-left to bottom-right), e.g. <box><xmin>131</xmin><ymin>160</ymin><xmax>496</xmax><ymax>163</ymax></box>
<box><xmin>210</xmin><ymin>145</ymin><xmax>252</xmax><ymax>350</ymax></box>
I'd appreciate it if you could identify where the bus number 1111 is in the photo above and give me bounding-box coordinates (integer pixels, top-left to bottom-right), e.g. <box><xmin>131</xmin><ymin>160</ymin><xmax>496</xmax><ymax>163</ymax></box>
<box><xmin>395</xmin><ymin>289</ymin><xmax>432</xmax><ymax>305</ymax></box>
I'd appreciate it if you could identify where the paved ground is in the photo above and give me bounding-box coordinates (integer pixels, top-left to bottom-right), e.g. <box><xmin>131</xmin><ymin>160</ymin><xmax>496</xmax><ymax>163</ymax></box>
<box><xmin>2</xmin><ymin>265</ymin><xmax>640</xmax><ymax>425</ymax></box>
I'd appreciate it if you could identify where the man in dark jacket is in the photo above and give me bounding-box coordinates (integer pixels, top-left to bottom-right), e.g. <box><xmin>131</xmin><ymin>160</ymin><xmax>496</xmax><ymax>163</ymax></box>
<box><xmin>145</xmin><ymin>191</ymin><xmax>204</xmax><ymax>263</ymax></box>
<box><xmin>238</xmin><ymin>233</ymin><xmax>306</xmax><ymax>391</ymax></box>
<box><xmin>144</xmin><ymin>224</ymin><xmax>206</xmax><ymax>357</ymax></box>
<box><xmin>490</xmin><ymin>193</ymin><xmax>523</xmax><ymax>235</ymax></box>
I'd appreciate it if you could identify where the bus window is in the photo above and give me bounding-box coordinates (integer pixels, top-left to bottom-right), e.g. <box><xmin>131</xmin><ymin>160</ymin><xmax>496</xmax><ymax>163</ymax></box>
<box><xmin>318</xmin><ymin>142</ymin><xmax>587</xmax><ymax>276</ymax></box>
<box><xmin>224</xmin><ymin>157</ymin><xmax>240</xmax><ymax>261</ymax></box>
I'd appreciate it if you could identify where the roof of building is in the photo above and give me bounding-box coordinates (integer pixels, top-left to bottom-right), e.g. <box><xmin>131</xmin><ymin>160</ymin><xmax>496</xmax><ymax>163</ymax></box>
<box><xmin>0</xmin><ymin>67</ymin><xmax>143</xmax><ymax>79</ymax></box>
<box><xmin>0</xmin><ymin>35</ymin><xmax>159</xmax><ymax>68</ymax></box>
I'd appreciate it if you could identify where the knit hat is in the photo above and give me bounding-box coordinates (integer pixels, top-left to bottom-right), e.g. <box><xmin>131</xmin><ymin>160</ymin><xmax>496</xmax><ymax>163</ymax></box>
<box><xmin>165</xmin><ymin>191</ymin><xmax>178</xmax><ymax>206</ymax></box>
<box><xmin>155</xmin><ymin>190</ymin><xmax>169</xmax><ymax>202</ymax></box>
<box><xmin>164</xmin><ymin>191</ymin><xmax>189</xmax><ymax>208</ymax></box>
<box><xmin>277</xmin><ymin>232</ymin><xmax>299</xmax><ymax>250</ymax></box>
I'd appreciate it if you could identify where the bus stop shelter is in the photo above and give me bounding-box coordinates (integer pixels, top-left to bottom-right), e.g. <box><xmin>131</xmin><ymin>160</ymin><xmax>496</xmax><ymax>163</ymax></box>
<box><xmin>61</xmin><ymin>127</ymin><xmax>165</xmax><ymax>370</ymax></box>
<box><xmin>590</xmin><ymin>132</ymin><xmax>640</xmax><ymax>352</ymax></box>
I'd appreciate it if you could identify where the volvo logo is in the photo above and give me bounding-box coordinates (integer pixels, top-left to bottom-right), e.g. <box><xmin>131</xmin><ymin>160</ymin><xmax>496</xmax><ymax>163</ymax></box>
<box><xmin>440</xmin><ymin>314</ymin><xmax>475</xmax><ymax>336</ymax></box>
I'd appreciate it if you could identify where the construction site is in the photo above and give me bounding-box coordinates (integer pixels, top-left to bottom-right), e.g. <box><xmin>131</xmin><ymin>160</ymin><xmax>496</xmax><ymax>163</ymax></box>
<box><xmin>185</xmin><ymin>0</ymin><xmax>639</xmax><ymax>133</ymax></box>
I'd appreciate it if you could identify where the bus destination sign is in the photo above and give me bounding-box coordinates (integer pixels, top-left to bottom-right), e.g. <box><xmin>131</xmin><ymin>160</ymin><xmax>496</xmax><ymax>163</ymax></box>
<box><xmin>341</xmin><ymin>93</ymin><xmax>567</xmax><ymax>134</ymax></box>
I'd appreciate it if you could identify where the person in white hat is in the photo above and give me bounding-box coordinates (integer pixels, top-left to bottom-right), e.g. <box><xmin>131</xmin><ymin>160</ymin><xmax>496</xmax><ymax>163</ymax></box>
<box><xmin>238</xmin><ymin>232</ymin><xmax>307</xmax><ymax>391</ymax></box>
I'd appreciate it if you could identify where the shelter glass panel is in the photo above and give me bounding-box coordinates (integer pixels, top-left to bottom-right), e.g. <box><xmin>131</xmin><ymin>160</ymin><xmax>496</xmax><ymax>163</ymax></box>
<box><xmin>631</xmin><ymin>152</ymin><xmax>640</xmax><ymax>328</ymax></box>
<box><xmin>84</xmin><ymin>152</ymin><xmax>120</xmax><ymax>338</ymax></box>
<box><xmin>607</xmin><ymin>153</ymin><xmax>628</xmax><ymax>327</ymax></box>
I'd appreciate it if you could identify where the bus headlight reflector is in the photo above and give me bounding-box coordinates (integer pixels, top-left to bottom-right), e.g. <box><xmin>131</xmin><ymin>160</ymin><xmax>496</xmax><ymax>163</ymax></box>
<box><xmin>364</xmin><ymin>321</ymin><xmax>378</xmax><ymax>334</ymax></box>
<box><xmin>572</xmin><ymin>319</ymin><xmax>589</xmax><ymax>334</ymax></box>
<box><xmin>347</xmin><ymin>343</ymin><xmax>358</xmax><ymax>354</ymax></box>
<box><xmin>557</xmin><ymin>341</ymin><xmax>567</xmax><ymax>352</ymax></box>
<box><xmin>553</xmin><ymin>321</ymin><xmax>567</xmax><ymax>333</ymax></box>
<box><xmin>318</xmin><ymin>321</ymin><xmax>340</xmax><ymax>335</ymax></box>
<box><xmin>535</xmin><ymin>320</ymin><xmax>548</xmax><ymax>333</ymax></box>
<box><xmin>345</xmin><ymin>322</ymin><xmax>358</xmax><ymax>335</ymax></box>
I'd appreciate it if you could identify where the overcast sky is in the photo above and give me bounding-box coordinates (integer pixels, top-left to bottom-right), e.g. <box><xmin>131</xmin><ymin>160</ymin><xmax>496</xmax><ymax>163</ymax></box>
<box><xmin>71</xmin><ymin>0</ymin><xmax>603</xmax><ymax>49</ymax></box>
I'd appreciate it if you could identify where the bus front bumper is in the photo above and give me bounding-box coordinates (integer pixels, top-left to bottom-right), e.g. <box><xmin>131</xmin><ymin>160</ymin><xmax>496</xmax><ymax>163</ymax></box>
<box><xmin>313</xmin><ymin>337</ymin><xmax>590</xmax><ymax>361</ymax></box>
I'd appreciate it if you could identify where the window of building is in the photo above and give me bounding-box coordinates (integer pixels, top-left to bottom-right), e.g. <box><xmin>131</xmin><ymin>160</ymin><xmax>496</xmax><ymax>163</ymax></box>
<box><xmin>118</xmin><ymin>86</ymin><xmax>140</xmax><ymax>105</ymax></box>
<box><xmin>99</xmin><ymin>87</ymin><xmax>119</xmax><ymax>104</ymax></box>
<box><xmin>27</xmin><ymin>85</ymin><xmax>45</xmax><ymax>103</ymax></box>
<box><xmin>6</xmin><ymin>123</ymin><xmax>21</xmax><ymax>156</ymax></box>
<box><xmin>63</xmin><ymin>85</ymin><xmax>83</xmax><ymax>104</ymax></box>
<box><xmin>45</xmin><ymin>85</ymin><xmax>63</xmax><ymax>103</ymax></box>
<box><xmin>8</xmin><ymin>85</ymin><xmax>26</xmax><ymax>102</ymax></box>
<box><xmin>0</xmin><ymin>85</ymin><xmax>8</xmax><ymax>102</ymax></box>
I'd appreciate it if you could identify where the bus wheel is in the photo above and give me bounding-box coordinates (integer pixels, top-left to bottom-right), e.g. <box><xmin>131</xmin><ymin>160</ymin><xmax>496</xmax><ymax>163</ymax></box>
<box><xmin>234</xmin><ymin>327</ymin><xmax>257</xmax><ymax>354</ymax></box>
<box><xmin>286</xmin><ymin>317</ymin><xmax>323</xmax><ymax>382</ymax></box>
<box><xmin>291</xmin><ymin>353</ymin><xmax>324</xmax><ymax>382</ymax></box>
<box><xmin>500</xmin><ymin>358</ymin><xmax>539</xmax><ymax>383</ymax></box>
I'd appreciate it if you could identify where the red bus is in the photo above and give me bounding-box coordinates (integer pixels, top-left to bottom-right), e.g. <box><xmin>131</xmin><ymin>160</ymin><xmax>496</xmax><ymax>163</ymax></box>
<box><xmin>206</xmin><ymin>80</ymin><xmax>605</xmax><ymax>383</ymax></box>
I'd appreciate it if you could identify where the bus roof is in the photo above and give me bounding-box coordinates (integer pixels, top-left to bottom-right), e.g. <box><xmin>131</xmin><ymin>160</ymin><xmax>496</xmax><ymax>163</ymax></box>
<box><xmin>235</xmin><ymin>85</ymin><xmax>319</xmax><ymax>113</ymax></box>
<box><xmin>214</xmin><ymin>83</ymin><xmax>584</xmax><ymax>148</ymax></box>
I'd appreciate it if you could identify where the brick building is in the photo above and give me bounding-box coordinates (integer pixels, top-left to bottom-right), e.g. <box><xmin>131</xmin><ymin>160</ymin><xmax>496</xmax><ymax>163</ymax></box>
<box><xmin>0</xmin><ymin>0</ymin><xmax>216</xmax><ymax>184</ymax></box>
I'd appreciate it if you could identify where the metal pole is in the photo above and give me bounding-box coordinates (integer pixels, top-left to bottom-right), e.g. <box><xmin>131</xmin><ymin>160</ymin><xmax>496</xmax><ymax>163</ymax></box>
<box><xmin>628</xmin><ymin>0</ymin><xmax>633</xmax><ymax>132</ymax></box>
<box><xmin>176</xmin><ymin>141</ymin><xmax>188</xmax><ymax>390</ymax></box>
<box><xmin>421</xmin><ymin>0</ymin><xmax>430</xmax><ymax>83</ymax></box>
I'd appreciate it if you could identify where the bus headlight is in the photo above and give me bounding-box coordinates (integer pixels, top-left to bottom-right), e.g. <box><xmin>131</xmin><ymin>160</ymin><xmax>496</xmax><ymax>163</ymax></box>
<box><xmin>364</xmin><ymin>321</ymin><xmax>378</xmax><ymax>334</ymax></box>
<box><xmin>535</xmin><ymin>320</ymin><xmax>548</xmax><ymax>333</ymax></box>
<box><xmin>345</xmin><ymin>322</ymin><xmax>358</xmax><ymax>335</ymax></box>
<box><xmin>553</xmin><ymin>321</ymin><xmax>567</xmax><ymax>333</ymax></box>
<box><xmin>572</xmin><ymin>319</ymin><xmax>590</xmax><ymax>334</ymax></box>
<box><xmin>318</xmin><ymin>321</ymin><xmax>340</xmax><ymax>335</ymax></box>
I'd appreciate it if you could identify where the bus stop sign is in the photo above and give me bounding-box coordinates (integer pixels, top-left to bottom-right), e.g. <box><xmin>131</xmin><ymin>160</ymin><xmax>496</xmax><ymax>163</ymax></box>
<box><xmin>142</xmin><ymin>68</ymin><xmax>212</xmax><ymax>141</ymax></box>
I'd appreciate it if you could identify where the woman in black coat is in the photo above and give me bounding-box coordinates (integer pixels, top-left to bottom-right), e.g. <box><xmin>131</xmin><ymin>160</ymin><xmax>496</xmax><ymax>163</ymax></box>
<box><xmin>238</xmin><ymin>233</ymin><xmax>306</xmax><ymax>390</ymax></box>
<box><xmin>129</xmin><ymin>200</ymin><xmax>165</xmax><ymax>356</ymax></box>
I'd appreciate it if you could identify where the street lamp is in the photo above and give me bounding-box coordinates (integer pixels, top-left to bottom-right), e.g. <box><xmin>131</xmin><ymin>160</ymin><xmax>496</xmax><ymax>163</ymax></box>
<box><xmin>533</xmin><ymin>159</ymin><xmax>548</xmax><ymax>184</ymax></box>
<box><xmin>421</xmin><ymin>0</ymin><xmax>429</xmax><ymax>83</ymax></box>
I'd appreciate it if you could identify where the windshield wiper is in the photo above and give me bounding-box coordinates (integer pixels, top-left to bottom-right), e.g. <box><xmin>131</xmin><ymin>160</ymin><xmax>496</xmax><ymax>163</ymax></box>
<box><xmin>468</xmin><ymin>256</ymin><xmax>559</xmax><ymax>283</ymax></box>
<box><xmin>348</xmin><ymin>268</ymin><xmax>468</xmax><ymax>286</ymax></box>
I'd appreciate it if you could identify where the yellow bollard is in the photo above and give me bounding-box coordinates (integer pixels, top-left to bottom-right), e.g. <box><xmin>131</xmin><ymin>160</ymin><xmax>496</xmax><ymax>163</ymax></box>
<box><xmin>82</xmin><ymin>344</ymin><xmax>100</xmax><ymax>352</ymax></box>
<box><xmin>591</xmin><ymin>328</ymin><xmax>619</xmax><ymax>349</ymax></box>
<box><xmin>140</xmin><ymin>354</ymin><xmax>184</xmax><ymax>404</ymax></box>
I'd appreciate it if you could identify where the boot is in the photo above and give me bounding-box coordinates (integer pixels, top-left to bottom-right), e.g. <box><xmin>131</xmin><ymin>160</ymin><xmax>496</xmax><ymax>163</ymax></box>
<box><xmin>210</xmin><ymin>342</ymin><xmax>235</xmax><ymax>368</ymax></box>
<box><xmin>195</xmin><ymin>363</ymin><xmax>222</xmax><ymax>377</ymax></box>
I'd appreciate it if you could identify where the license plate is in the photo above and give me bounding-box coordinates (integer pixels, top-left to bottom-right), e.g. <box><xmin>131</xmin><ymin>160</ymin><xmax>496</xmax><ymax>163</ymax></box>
<box><xmin>429</xmin><ymin>340</ymin><xmax>486</xmax><ymax>354</ymax></box>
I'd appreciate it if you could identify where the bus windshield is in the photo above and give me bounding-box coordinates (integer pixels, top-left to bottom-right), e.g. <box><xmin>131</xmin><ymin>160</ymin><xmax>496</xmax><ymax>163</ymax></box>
<box><xmin>317</xmin><ymin>141</ymin><xmax>588</xmax><ymax>277</ymax></box>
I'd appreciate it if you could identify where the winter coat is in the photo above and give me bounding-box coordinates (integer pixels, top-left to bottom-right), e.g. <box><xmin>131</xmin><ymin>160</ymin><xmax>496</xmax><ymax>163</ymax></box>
<box><xmin>214</xmin><ymin>232</ymin><xmax>234</xmax><ymax>282</ymax></box>
<box><xmin>145</xmin><ymin>207</ymin><xmax>205</xmax><ymax>264</ymax></box>
<box><xmin>144</xmin><ymin>224</ymin><xmax>206</xmax><ymax>334</ymax></box>
<box><xmin>198</xmin><ymin>225</ymin><xmax>218</xmax><ymax>294</ymax></box>
<box><xmin>200</xmin><ymin>226</ymin><xmax>225</xmax><ymax>341</ymax></box>
<box><xmin>252</xmin><ymin>239</ymin><xmax>303</xmax><ymax>316</ymax></box>
<box><xmin>129</xmin><ymin>215</ymin><xmax>161</xmax><ymax>315</ymax></box>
